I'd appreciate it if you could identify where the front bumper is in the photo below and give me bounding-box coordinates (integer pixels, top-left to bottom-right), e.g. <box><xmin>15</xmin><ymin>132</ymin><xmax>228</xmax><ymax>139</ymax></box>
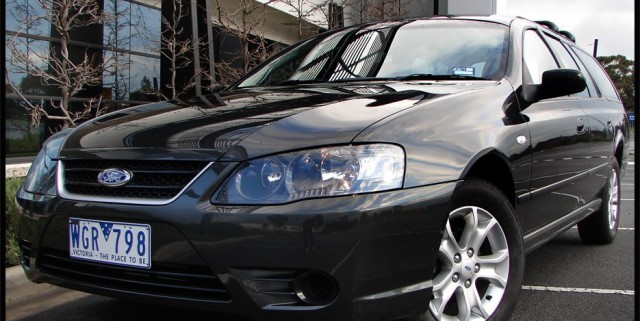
<box><xmin>15</xmin><ymin>164</ymin><xmax>459</xmax><ymax>321</ymax></box>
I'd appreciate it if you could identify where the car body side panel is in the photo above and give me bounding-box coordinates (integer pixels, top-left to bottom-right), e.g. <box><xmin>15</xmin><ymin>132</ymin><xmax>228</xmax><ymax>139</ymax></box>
<box><xmin>518</xmin><ymin>97</ymin><xmax>592</xmax><ymax>232</ymax></box>
<box><xmin>579</xmin><ymin>98</ymin><xmax>618</xmax><ymax>195</ymax></box>
<box><xmin>353</xmin><ymin>81</ymin><xmax>531</xmax><ymax>195</ymax></box>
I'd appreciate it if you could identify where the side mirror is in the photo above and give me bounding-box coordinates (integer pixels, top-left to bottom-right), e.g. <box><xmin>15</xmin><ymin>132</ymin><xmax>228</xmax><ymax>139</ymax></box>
<box><xmin>540</xmin><ymin>69</ymin><xmax>587</xmax><ymax>99</ymax></box>
<box><xmin>522</xmin><ymin>69</ymin><xmax>587</xmax><ymax>104</ymax></box>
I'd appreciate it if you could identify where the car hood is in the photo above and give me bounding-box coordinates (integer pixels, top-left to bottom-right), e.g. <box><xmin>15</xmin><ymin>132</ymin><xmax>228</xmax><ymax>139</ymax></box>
<box><xmin>60</xmin><ymin>81</ymin><xmax>498</xmax><ymax>162</ymax></box>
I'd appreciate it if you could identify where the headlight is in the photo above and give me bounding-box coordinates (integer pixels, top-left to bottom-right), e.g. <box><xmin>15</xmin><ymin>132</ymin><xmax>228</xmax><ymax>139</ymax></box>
<box><xmin>23</xmin><ymin>129</ymin><xmax>71</xmax><ymax>195</ymax></box>
<box><xmin>213</xmin><ymin>144</ymin><xmax>405</xmax><ymax>204</ymax></box>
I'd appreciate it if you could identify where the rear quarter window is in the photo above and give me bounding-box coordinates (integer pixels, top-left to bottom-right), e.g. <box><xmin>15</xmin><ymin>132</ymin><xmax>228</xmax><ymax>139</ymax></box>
<box><xmin>572</xmin><ymin>48</ymin><xmax>621</xmax><ymax>101</ymax></box>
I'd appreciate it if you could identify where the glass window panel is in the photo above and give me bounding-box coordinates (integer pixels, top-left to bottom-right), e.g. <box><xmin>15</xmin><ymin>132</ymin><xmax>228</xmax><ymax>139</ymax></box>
<box><xmin>6</xmin><ymin>0</ymin><xmax>50</xmax><ymax>36</ymax></box>
<box><xmin>522</xmin><ymin>30</ymin><xmax>559</xmax><ymax>84</ymax></box>
<box><xmin>6</xmin><ymin>36</ymin><xmax>53</xmax><ymax>95</ymax></box>
<box><xmin>573</xmin><ymin>48</ymin><xmax>621</xmax><ymax>102</ymax></box>
<box><xmin>6</xmin><ymin>0</ymin><xmax>22</xmax><ymax>32</ymax></box>
<box><xmin>129</xmin><ymin>55</ymin><xmax>160</xmax><ymax>101</ymax></box>
<box><xmin>130</xmin><ymin>3</ymin><xmax>161</xmax><ymax>54</ymax></box>
<box><xmin>103</xmin><ymin>50</ymin><xmax>132</xmax><ymax>100</ymax></box>
<box><xmin>104</xmin><ymin>0</ymin><xmax>132</xmax><ymax>50</ymax></box>
<box><xmin>544</xmin><ymin>35</ymin><xmax>590</xmax><ymax>98</ymax></box>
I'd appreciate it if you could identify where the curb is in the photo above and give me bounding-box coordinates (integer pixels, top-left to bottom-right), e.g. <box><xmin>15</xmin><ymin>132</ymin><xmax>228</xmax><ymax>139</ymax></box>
<box><xmin>5</xmin><ymin>163</ymin><xmax>30</xmax><ymax>178</ymax></box>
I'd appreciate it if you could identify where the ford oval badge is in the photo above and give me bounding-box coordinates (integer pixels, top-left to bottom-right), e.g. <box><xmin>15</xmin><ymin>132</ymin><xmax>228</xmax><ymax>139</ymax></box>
<box><xmin>97</xmin><ymin>168</ymin><xmax>133</xmax><ymax>187</ymax></box>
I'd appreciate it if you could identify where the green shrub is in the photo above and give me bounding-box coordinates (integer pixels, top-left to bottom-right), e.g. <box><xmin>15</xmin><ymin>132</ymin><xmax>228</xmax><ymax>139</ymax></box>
<box><xmin>7</xmin><ymin>132</ymin><xmax>41</xmax><ymax>154</ymax></box>
<box><xmin>5</xmin><ymin>177</ymin><xmax>25</xmax><ymax>267</ymax></box>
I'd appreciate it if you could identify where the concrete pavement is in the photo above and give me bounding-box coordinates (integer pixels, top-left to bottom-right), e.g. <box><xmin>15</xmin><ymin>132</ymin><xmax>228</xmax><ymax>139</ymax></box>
<box><xmin>5</xmin><ymin>265</ymin><xmax>51</xmax><ymax>303</ymax></box>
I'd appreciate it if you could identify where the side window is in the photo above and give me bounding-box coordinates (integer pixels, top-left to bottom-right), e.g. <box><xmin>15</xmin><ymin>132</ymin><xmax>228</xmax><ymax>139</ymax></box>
<box><xmin>572</xmin><ymin>48</ymin><xmax>621</xmax><ymax>102</ymax></box>
<box><xmin>544</xmin><ymin>35</ymin><xmax>590</xmax><ymax>97</ymax></box>
<box><xmin>565</xmin><ymin>45</ymin><xmax>598</xmax><ymax>97</ymax></box>
<box><xmin>522</xmin><ymin>30</ymin><xmax>559</xmax><ymax>84</ymax></box>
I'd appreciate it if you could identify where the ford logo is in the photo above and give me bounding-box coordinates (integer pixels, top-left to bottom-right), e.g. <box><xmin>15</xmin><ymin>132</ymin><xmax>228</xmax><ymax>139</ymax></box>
<box><xmin>97</xmin><ymin>168</ymin><xmax>133</xmax><ymax>187</ymax></box>
<box><xmin>464</xmin><ymin>266</ymin><xmax>472</xmax><ymax>272</ymax></box>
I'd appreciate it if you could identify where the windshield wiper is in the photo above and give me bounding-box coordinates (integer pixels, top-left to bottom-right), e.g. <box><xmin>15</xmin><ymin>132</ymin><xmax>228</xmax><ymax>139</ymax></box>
<box><xmin>396</xmin><ymin>73</ymin><xmax>489</xmax><ymax>81</ymax></box>
<box><xmin>277</xmin><ymin>79</ymin><xmax>321</xmax><ymax>86</ymax></box>
<box><xmin>278</xmin><ymin>74</ymin><xmax>489</xmax><ymax>86</ymax></box>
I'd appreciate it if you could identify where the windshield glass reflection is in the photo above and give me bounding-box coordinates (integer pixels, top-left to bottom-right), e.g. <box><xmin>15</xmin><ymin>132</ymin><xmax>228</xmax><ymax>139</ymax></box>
<box><xmin>237</xmin><ymin>20</ymin><xmax>508</xmax><ymax>88</ymax></box>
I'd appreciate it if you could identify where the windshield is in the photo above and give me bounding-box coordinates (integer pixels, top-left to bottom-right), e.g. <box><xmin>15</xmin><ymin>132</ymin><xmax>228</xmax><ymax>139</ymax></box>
<box><xmin>236</xmin><ymin>20</ymin><xmax>509</xmax><ymax>88</ymax></box>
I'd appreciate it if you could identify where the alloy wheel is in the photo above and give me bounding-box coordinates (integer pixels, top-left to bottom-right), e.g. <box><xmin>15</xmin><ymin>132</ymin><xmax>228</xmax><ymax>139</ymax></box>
<box><xmin>429</xmin><ymin>206</ymin><xmax>510</xmax><ymax>321</ymax></box>
<box><xmin>607</xmin><ymin>168</ymin><xmax>620</xmax><ymax>230</ymax></box>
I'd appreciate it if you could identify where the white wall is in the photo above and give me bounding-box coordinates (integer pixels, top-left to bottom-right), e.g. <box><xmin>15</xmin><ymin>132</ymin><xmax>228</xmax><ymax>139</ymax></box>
<box><xmin>446</xmin><ymin>0</ymin><xmax>497</xmax><ymax>15</ymax></box>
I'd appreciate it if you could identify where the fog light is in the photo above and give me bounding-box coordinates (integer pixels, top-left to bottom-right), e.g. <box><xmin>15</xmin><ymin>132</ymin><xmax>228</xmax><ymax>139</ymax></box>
<box><xmin>293</xmin><ymin>271</ymin><xmax>339</xmax><ymax>306</ymax></box>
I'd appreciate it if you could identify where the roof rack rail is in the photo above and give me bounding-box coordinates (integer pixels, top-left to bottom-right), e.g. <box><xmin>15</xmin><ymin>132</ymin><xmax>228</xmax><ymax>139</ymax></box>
<box><xmin>534</xmin><ymin>20</ymin><xmax>559</xmax><ymax>32</ymax></box>
<box><xmin>559</xmin><ymin>30</ymin><xmax>576</xmax><ymax>42</ymax></box>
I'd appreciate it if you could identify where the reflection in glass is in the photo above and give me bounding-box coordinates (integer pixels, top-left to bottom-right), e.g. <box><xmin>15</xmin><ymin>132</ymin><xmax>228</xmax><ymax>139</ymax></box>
<box><xmin>129</xmin><ymin>55</ymin><xmax>160</xmax><ymax>101</ymax></box>
<box><xmin>6</xmin><ymin>37</ymin><xmax>52</xmax><ymax>93</ymax></box>
<box><xmin>6</xmin><ymin>0</ymin><xmax>50</xmax><ymax>36</ymax></box>
<box><xmin>104</xmin><ymin>0</ymin><xmax>132</xmax><ymax>50</ymax></box>
<box><xmin>5</xmin><ymin>0</ymin><xmax>163</xmax><ymax>155</ymax></box>
<box><xmin>103</xmin><ymin>50</ymin><xmax>131</xmax><ymax>100</ymax></box>
<box><xmin>131</xmin><ymin>2</ymin><xmax>161</xmax><ymax>54</ymax></box>
<box><xmin>237</xmin><ymin>20</ymin><xmax>508</xmax><ymax>88</ymax></box>
<box><xmin>377</xmin><ymin>21</ymin><xmax>508</xmax><ymax>79</ymax></box>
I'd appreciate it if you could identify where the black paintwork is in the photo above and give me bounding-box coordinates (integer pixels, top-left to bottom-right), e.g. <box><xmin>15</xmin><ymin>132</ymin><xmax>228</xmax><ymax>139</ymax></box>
<box><xmin>15</xmin><ymin>16</ymin><xmax>629</xmax><ymax>321</ymax></box>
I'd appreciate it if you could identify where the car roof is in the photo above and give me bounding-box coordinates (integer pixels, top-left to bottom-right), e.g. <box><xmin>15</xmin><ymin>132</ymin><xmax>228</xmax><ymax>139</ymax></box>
<box><xmin>395</xmin><ymin>15</ymin><xmax>576</xmax><ymax>44</ymax></box>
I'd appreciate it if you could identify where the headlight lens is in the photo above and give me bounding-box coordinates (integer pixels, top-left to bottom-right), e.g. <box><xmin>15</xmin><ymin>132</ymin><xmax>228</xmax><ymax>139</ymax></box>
<box><xmin>213</xmin><ymin>144</ymin><xmax>405</xmax><ymax>204</ymax></box>
<box><xmin>23</xmin><ymin>129</ymin><xmax>71</xmax><ymax>195</ymax></box>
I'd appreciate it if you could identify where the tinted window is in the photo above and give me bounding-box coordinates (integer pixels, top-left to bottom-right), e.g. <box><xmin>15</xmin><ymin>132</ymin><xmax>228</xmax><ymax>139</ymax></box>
<box><xmin>237</xmin><ymin>20</ymin><xmax>509</xmax><ymax>87</ymax></box>
<box><xmin>522</xmin><ymin>30</ymin><xmax>558</xmax><ymax>84</ymax></box>
<box><xmin>564</xmin><ymin>45</ymin><xmax>598</xmax><ymax>97</ymax></box>
<box><xmin>376</xmin><ymin>21</ymin><xmax>508</xmax><ymax>79</ymax></box>
<box><xmin>544</xmin><ymin>35</ymin><xmax>589</xmax><ymax>97</ymax></box>
<box><xmin>572</xmin><ymin>48</ymin><xmax>620</xmax><ymax>101</ymax></box>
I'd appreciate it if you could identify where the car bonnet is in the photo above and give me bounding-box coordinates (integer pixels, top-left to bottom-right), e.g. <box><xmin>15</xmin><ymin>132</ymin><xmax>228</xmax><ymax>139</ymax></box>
<box><xmin>58</xmin><ymin>82</ymin><xmax>494</xmax><ymax>162</ymax></box>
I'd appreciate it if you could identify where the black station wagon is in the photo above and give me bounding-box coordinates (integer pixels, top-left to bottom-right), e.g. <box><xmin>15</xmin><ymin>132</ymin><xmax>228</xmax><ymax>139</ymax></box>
<box><xmin>16</xmin><ymin>15</ymin><xmax>630</xmax><ymax>321</ymax></box>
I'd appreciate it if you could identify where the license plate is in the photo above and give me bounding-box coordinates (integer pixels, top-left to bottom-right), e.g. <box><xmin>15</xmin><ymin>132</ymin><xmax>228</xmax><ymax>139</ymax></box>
<box><xmin>69</xmin><ymin>218</ymin><xmax>151</xmax><ymax>269</ymax></box>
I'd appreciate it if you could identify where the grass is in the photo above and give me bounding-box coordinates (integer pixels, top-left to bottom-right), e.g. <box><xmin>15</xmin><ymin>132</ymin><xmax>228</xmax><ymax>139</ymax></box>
<box><xmin>5</xmin><ymin>177</ymin><xmax>25</xmax><ymax>267</ymax></box>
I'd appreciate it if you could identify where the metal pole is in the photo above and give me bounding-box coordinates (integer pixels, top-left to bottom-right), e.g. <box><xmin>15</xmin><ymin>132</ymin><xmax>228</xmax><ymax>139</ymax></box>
<box><xmin>190</xmin><ymin>0</ymin><xmax>202</xmax><ymax>96</ymax></box>
<box><xmin>593</xmin><ymin>39</ymin><xmax>598</xmax><ymax>57</ymax></box>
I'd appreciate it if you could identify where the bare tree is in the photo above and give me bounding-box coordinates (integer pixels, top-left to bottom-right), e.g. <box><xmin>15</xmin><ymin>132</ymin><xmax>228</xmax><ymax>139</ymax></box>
<box><xmin>159</xmin><ymin>0</ymin><xmax>205</xmax><ymax>100</ymax></box>
<box><xmin>5</xmin><ymin>0</ymin><xmax>107</xmax><ymax>131</ymax></box>
<box><xmin>103</xmin><ymin>0</ymin><xmax>132</xmax><ymax>103</ymax></box>
<box><xmin>213</xmin><ymin>0</ymin><xmax>282</xmax><ymax>85</ymax></box>
<box><xmin>339</xmin><ymin>0</ymin><xmax>419</xmax><ymax>25</ymax></box>
<box><xmin>273</xmin><ymin>0</ymin><xmax>324</xmax><ymax>41</ymax></box>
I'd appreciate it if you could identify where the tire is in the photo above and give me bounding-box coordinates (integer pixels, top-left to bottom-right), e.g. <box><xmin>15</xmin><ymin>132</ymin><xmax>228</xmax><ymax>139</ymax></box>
<box><xmin>577</xmin><ymin>159</ymin><xmax>620</xmax><ymax>244</ymax></box>
<box><xmin>407</xmin><ymin>179</ymin><xmax>524</xmax><ymax>321</ymax></box>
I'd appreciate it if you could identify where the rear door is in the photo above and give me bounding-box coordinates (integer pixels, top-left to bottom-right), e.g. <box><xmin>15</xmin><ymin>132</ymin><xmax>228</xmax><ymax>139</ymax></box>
<box><xmin>542</xmin><ymin>35</ymin><xmax>609</xmax><ymax>202</ymax></box>
<box><xmin>570</xmin><ymin>47</ymin><xmax>622</xmax><ymax>198</ymax></box>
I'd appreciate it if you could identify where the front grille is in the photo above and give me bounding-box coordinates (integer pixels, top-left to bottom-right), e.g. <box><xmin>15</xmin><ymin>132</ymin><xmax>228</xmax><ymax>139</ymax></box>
<box><xmin>38</xmin><ymin>247</ymin><xmax>230</xmax><ymax>301</ymax></box>
<box><xmin>62</xmin><ymin>160</ymin><xmax>209</xmax><ymax>200</ymax></box>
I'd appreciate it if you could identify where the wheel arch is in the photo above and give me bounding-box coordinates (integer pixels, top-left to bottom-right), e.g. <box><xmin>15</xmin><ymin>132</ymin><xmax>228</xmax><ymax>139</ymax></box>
<box><xmin>461</xmin><ymin>150</ymin><xmax>517</xmax><ymax>208</ymax></box>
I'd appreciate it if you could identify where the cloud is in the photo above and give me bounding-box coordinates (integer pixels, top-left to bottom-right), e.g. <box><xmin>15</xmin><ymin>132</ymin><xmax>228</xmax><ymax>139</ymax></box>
<box><xmin>498</xmin><ymin>0</ymin><xmax>634</xmax><ymax>59</ymax></box>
